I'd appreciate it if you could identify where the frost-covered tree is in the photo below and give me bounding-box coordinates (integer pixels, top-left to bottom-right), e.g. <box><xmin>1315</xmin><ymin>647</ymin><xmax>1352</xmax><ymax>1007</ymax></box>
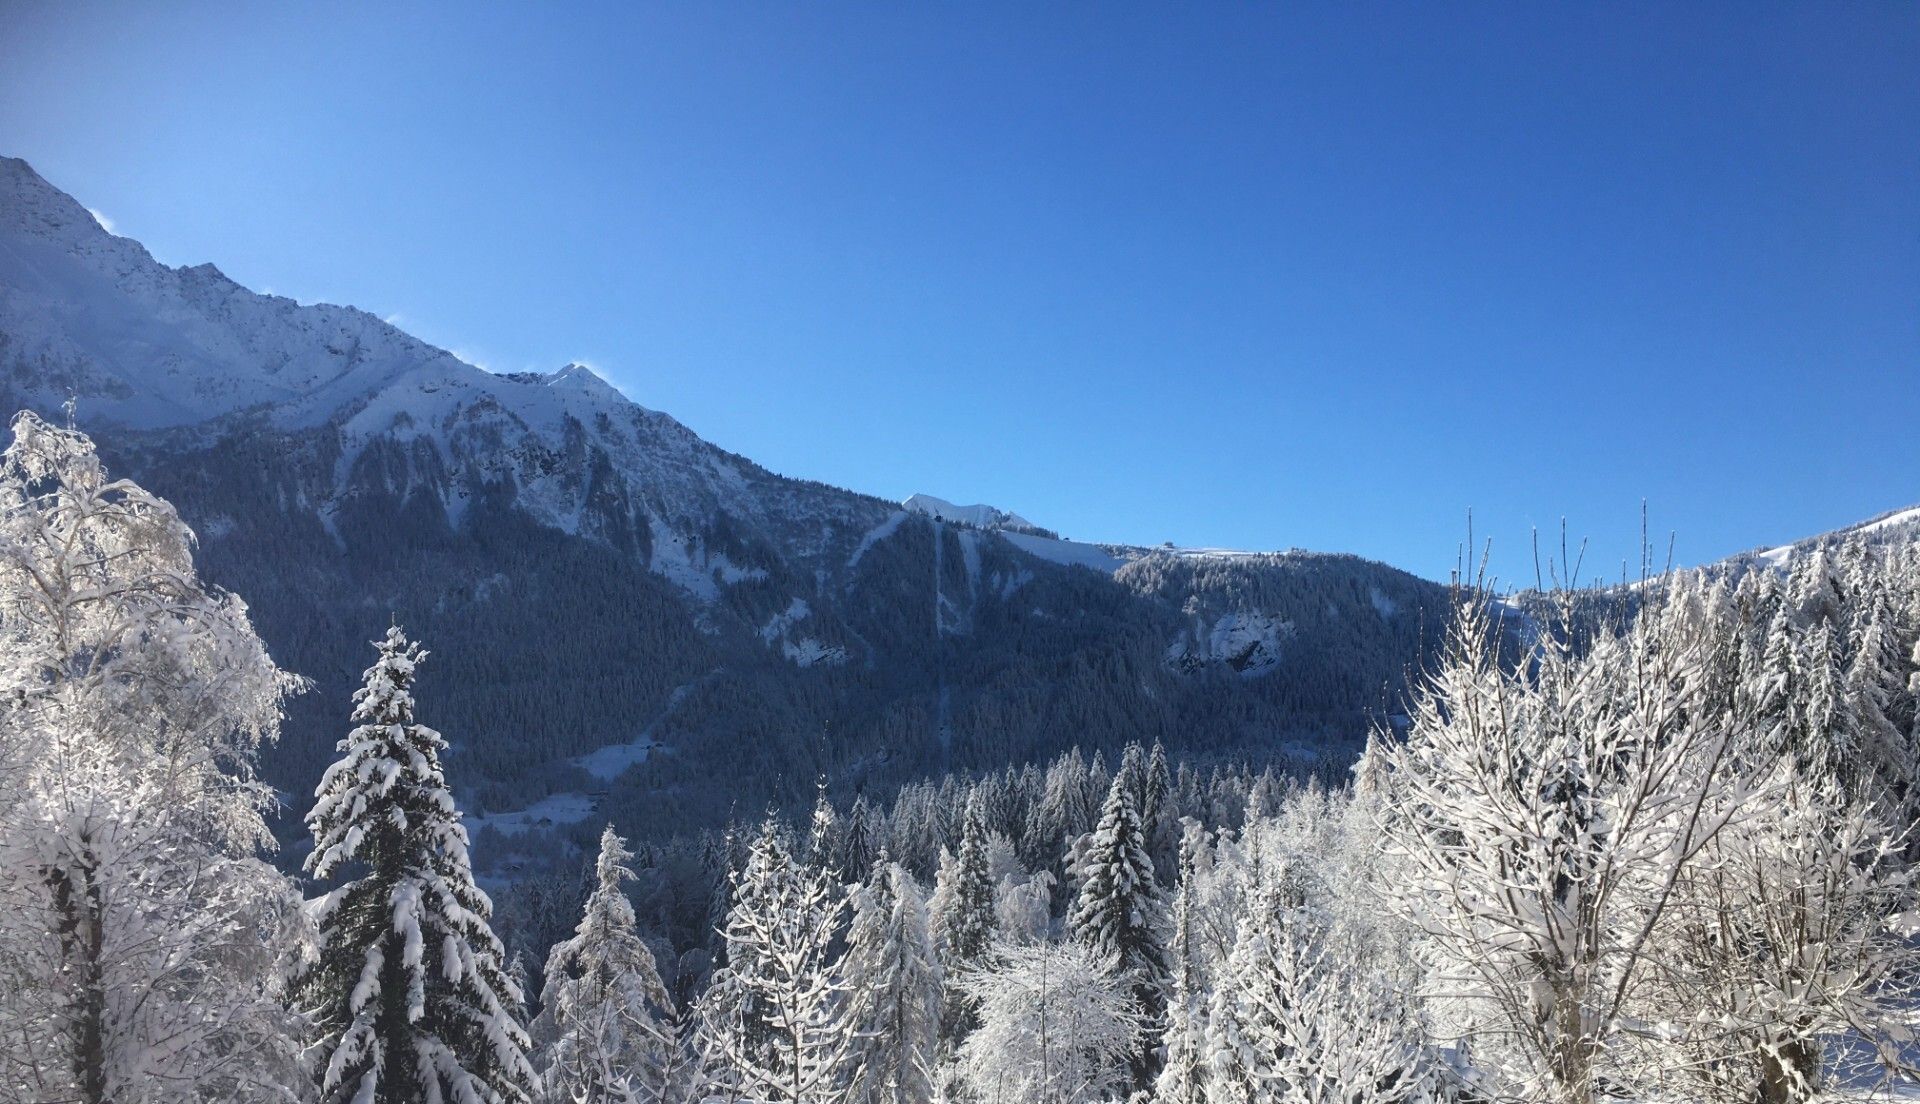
<box><xmin>1253</xmin><ymin>911</ymin><xmax>1444</xmax><ymax>1104</ymax></box>
<box><xmin>1374</xmin><ymin>588</ymin><xmax>1745</xmax><ymax>1104</ymax></box>
<box><xmin>952</xmin><ymin>941</ymin><xmax>1141</xmax><ymax>1104</ymax></box>
<box><xmin>299</xmin><ymin>626</ymin><xmax>536</xmax><ymax>1104</ymax></box>
<box><xmin>1652</xmin><ymin>753</ymin><xmax>1919</xmax><ymax>1103</ymax></box>
<box><xmin>0</xmin><ymin>411</ymin><xmax>307</xmax><ymax>1104</ymax></box>
<box><xmin>1067</xmin><ymin>772</ymin><xmax>1168</xmax><ymax>1086</ymax></box>
<box><xmin>842</xmin><ymin>859</ymin><xmax>941</xmax><ymax>1104</ymax></box>
<box><xmin>1155</xmin><ymin>823</ymin><xmax>1209</xmax><ymax>1104</ymax></box>
<box><xmin>532</xmin><ymin>825</ymin><xmax>675</xmax><ymax>1104</ymax></box>
<box><xmin>693</xmin><ymin>817</ymin><xmax>853</xmax><ymax>1104</ymax></box>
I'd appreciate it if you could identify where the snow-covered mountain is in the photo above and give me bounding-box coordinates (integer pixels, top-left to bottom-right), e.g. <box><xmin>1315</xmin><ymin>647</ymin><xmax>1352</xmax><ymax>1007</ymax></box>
<box><xmin>901</xmin><ymin>493</ymin><xmax>1052</xmax><ymax>537</ymax></box>
<box><xmin>0</xmin><ymin>155</ymin><xmax>1455</xmax><ymax>855</ymax></box>
<box><xmin>1727</xmin><ymin>505</ymin><xmax>1920</xmax><ymax>573</ymax></box>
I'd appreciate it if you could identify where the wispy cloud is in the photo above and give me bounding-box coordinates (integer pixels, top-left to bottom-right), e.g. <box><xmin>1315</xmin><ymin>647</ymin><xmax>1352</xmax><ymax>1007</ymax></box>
<box><xmin>86</xmin><ymin>208</ymin><xmax>116</xmax><ymax>234</ymax></box>
<box><xmin>450</xmin><ymin>348</ymin><xmax>493</xmax><ymax>372</ymax></box>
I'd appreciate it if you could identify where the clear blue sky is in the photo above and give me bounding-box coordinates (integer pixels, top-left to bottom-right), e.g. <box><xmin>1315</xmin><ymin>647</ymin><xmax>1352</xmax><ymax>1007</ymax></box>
<box><xmin>3</xmin><ymin>3</ymin><xmax>1915</xmax><ymax>582</ymax></box>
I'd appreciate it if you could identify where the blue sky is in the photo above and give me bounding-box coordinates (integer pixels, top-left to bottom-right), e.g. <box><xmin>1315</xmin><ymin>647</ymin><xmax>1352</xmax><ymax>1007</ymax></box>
<box><xmin>3</xmin><ymin>3</ymin><xmax>1915</xmax><ymax>582</ymax></box>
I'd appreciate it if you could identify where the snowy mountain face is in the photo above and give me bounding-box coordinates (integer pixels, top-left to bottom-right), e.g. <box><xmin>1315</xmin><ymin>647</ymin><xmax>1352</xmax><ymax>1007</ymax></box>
<box><xmin>901</xmin><ymin>493</ymin><xmax>1054</xmax><ymax>538</ymax></box>
<box><xmin>0</xmin><ymin>156</ymin><xmax>1455</xmax><ymax>857</ymax></box>
<box><xmin>1730</xmin><ymin>505</ymin><xmax>1920</xmax><ymax>573</ymax></box>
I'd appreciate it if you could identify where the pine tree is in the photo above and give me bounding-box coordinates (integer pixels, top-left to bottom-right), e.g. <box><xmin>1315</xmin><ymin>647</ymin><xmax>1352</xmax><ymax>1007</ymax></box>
<box><xmin>1801</xmin><ymin>620</ymin><xmax>1852</xmax><ymax>763</ymax></box>
<box><xmin>1202</xmin><ymin>915</ymin><xmax>1276</xmax><ymax>1104</ymax></box>
<box><xmin>1155</xmin><ymin>823</ymin><xmax>1209</xmax><ymax>1104</ymax></box>
<box><xmin>839</xmin><ymin>797</ymin><xmax>879</xmax><ymax>881</ymax></box>
<box><xmin>807</xmin><ymin>781</ymin><xmax>838</xmax><ymax>871</ymax></box>
<box><xmin>694</xmin><ymin>817</ymin><xmax>853</xmax><ymax>1104</ymax></box>
<box><xmin>1068</xmin><ymin>771</ymin><xmax>1170</xmax><ymax>1088</ymax></box>
<box><xmin>1141</xmin><ymin>741</ymin><xmax>1178</xmax><ymax>880</ymax></box>
<box><xmin>842</xmin><ymin>859</ymin><xmax>942</xmax><ymax>1104</ymax></box>
<box><xmin>1845</xmin><ymin>599</ymin><xmax>1916</xmax><ymax>807</ymax></box>
<box><xmin>300</xmin><ymin>626</ymin><xmax>536</xmax><ymax>1104</ymax></box>
<box><xmin>935</xmin><ymin>800</ymin><xmax>996</xmax><ymax>1041</ymax></box>
<box><xmin>533</xmin><ymin>825</ymin><xmax>676</xmax><ymax>1104</ymax></box>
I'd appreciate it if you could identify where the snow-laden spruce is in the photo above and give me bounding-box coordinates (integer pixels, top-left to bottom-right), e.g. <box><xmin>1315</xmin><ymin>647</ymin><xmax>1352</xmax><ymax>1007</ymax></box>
<box><xmin>930</xmin><ymin>799</ymin><xmax>995</xmax><ymax>1043</ymax></box>
<box><xmin>840</xmin><ymin>858</ymin><xmax>942</xmax><ymax>1104</ymax></box>
<box><xmin>531</xmin><ymin>825</ymin><xmax>676</xmax><ymax>1104</ymax></box>
<box><xmin>298</xmin><ymin>626</ymin><xmax>536</xmax><ymax>1104</ymax></box>
<box><xmin>0</xmin><ymin>411</ymin><xmax>307</xmax><ymax>1104</ymax></box>
<box><xmin>1067</xmin><ymin>769</ymin><xmax>1169</xmax><ymax>1088</ymax></box>
<box><xmin>692</xmin><ymin>817</ymin><xmax>853</xmax><ymax>1104</ymax></box>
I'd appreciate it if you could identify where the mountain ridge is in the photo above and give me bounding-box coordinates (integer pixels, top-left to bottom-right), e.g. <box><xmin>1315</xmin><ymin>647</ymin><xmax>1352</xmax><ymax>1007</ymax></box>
<box><xmin>10</xmin><ymin>153</ymin><xmax>1893</xmax><ymax>867</ymax></box>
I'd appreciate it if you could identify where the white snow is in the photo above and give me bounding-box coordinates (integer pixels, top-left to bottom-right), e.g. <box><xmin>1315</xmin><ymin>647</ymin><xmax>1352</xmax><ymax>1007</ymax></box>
<box><xmin>782</xmin><ymin>637</ymin><xmax>849</xmax><ymax>667</ymax></box>
<box><xmin>760</xmin><ymin>597</ymin><xmax>813</xmax><ymax>642</ymax></box>
<box><xmin>569</xmin><ymin>674</ymin><xmax>721</xmax><ymax>780</ymax></box>
<box><xmin>570</xmin><ymin>740</ymin><xmax>659</xmax><ymax>782</ymax></box>
<box><xmin>999</xmin><ymin>531</ymin><xmax>1126</xmax><ymax>572</ymax></box>
<box><xmin>1751</xmin><ymin>504</ymin><xmax>1920</xmax><ymax>570</ymax></box>
<box><xmin>1165</xmin><ymin>611</ymin><xmax>1292</xmax><ymax>677</ymax></box>
<box><xmin>756</xmin><ymin>597</ymin><xmax>848</xmax><ymax>666</ymax></box>
<box><xmin>1368</xmin><ymin>585</ymin><xmax>1398</xmax><ymax>618</ymax></box>
<box><xmin>848</xmin><ymin>511</ymin><xmax>911</xmax><ymax>570</ymax></box>
<box><xmin>903</xmin><ymin>493</ymin><xmax>1040</xmax><ymax>533</ymax></box>
<box><xmin>462</xmin><ymin>792</ymin><xmax>596</xmax><ymax>836</ymax></box>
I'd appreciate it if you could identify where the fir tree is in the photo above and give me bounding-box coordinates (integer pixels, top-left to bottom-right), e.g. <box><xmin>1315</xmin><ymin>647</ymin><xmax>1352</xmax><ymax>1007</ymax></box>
<box><xmin>694</xmin><ymin>818</ymin><xmax>853</xmax><ymax>1104</ymax></box>
<box><xmin>300</xmin><ymin>627</ymin><xmax>535</xmax><ymax>1104</ymax></box>
<box><xmin>1068</xmin><ymin>771</ymin><xmax>1170</xmax><ymax>1087</ymax></box>
<box><xmin>1155</xmin><ymin>822</ymin><xmax>1210</xmax><ymax>1104</ymax></box>
<box><xmin>935</xmin><ymin>800</ymin><xmax>996</xmax><ymax>1041</ymax></box>
<box><xmin>1141</xmin><ymin>741</ymin><xmax>1178</xmax><ymax>879</ymax></box>
<box><xmin>842</xmin><ymin>858</ymin><xmax>941</xmax><ymax>1104</ymax></box>
<box><xmin>532</xmin><ymin>825</ymin><xmax>675</xmax><ymax>1104</ymax></box>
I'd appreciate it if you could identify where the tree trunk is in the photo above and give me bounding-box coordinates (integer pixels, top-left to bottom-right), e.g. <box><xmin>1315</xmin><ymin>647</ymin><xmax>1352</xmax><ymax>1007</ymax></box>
<box><xmin>48</xmin><ymin>848</ymin><xmax>108</xmax><ymax>1104</ymax></box>
<box><xmin>1757</xmin><ymin>1033</ymin><xmax>1820</xmax><ymax>1104</ymax></box>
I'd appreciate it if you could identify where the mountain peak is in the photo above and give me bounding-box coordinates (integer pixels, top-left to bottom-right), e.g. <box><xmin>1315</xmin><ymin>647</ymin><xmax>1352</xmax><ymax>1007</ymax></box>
<box><xmin>903</xmin><ymin>493</ymin><xmax>1044</xmax><ymax>535</ymax></box>
<box><xmin>0</xmin><ymin>156</ymin><xmax>118</xmax><ymax>250</ymax></box>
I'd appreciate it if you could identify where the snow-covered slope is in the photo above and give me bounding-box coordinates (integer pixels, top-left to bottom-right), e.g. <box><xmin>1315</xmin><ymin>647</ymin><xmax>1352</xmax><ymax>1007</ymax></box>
<box><xmin>1742</xmin><ymin>505</ymin><xmax>1920</xmax><ymax>570</ymax></box>
<box><xmin>0</xmin><ymin>155</ymin><xmax>895</xmax><ymax>589</ymax></box>
<box><xmin>903</xmin><ymin>493</ymin><xmax>1046</xmax><ymax>535</ymax></box>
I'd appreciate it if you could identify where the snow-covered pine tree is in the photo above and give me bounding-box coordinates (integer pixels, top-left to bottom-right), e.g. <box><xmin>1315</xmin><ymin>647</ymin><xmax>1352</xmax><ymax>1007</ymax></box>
<box><xmin>1201</xmin><ymin>913</ymin><xmax>1275</xmax><ymax>1104</ymax></box>
<box><xmin>807</xmin><ymin>781</ymin><xmax>839</xmax><ymax>871</ymax></box>
<box><xmin>1845</xmin><ymin>595</ymin><xmax>1917</xmax><ymax>809</ymax></box>
<box><xmin>935</xmin><ymin>799</ymin><xmax>996</xmax><ymax>1041</ymax></box>
<box><xmin>839</xmin><ymin>797</ymin><xmax>879</xmax><ymax>881</ymax></box>
<box><xmin>694</xmin><ymin>817</ymin><xmax>853</xmax><ymax>1104</ymax></box>
<box><xmin>1068</xmin><ymin>771</ymin><xmax>1169</xmax><ymax>1088</ymax></box>
<box><xmin>0</xmin><ymin>411</ymin><xmax>308</xmax><ymax>1104</ymax></box>
<box><xmin>1155</xmin><ymin>822</ymin><xmax>1209</xmax><ymax>1104</ymax></box>
<box><xmin>533</xmin><ymin>825</ymin><xmax>676</xmax><ymax>1104</ymax></box>
<box><xmin>842</xmin><ymin>858</ymin><xmax>942</xmax><ymax>1104</ymax></box>
<box><xmin>299</xmin><ymin>626</ymin><xmax>536</xmax><ymax>1104</ymax></box>
<box><xmin>1141</xmin><ymin>741</ymin><xmax>1178</xmax><ymax>880</ymax></box>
